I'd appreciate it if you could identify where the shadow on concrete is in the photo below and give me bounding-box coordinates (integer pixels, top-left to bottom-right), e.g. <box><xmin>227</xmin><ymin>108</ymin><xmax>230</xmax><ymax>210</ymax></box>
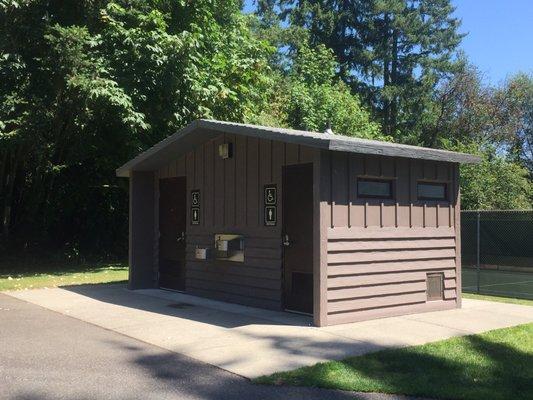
<box><xmin>62</xmin><ymin>283</ymin><xmax>312</xmax><ymax>328</ymax></box>
<box><xmin>57</xmin><ymin>284</ymin><xmax>386</xmax><ymax>376</ymax></box>
<box><xmin>115</xmin><ymin>339</ymin><xmax>362</xmax><ymax>400</ymax></box>
<box><xmin>1</xmin><ymin>293</ymin><xmax>372</xmax><ymax>400</ymax></box>
<box><xmin>10</xmin><ymin>337</ymin><xmax>368</xmax><ymax>400</ymax></box>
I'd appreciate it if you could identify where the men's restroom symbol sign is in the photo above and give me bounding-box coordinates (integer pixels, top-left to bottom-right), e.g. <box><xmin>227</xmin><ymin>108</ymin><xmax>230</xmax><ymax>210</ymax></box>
<box><xmin>192</xmin><ymin>208</ymin><xmax>199</xmax><ymax>220</ymax></box>
<box><xmin>265</xmin><ymin>206</ymin><xmax>276</xmax><ymax>226</ymax></box>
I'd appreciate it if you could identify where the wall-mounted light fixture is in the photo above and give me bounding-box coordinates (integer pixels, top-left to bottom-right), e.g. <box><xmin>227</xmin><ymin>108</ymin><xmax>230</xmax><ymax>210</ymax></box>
<box><xmin>218</xmin><ymin>143</ymin><xmax>233</xmax><ymax>159</ymax></box>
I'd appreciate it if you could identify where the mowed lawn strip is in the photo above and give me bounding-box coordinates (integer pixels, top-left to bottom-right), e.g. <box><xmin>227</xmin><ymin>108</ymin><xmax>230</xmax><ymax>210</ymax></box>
<box><xmin>255</xmin><ymin>323</ymin><xmax>533</xmax><ymax>400</ymax></box>
<box><xmin>0</xmin><ymin>262</ymin><xmax>128</xmax><ymax>291</ymax></box>
<box><xmin>463</xmin><ymin>292</ymin><xmax>533</xmax><ymax>306</ymax></box>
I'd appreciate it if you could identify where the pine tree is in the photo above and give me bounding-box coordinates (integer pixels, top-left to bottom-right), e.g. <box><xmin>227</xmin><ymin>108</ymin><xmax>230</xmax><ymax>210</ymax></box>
<box><xmin>257</xmin><ymin>0</ymin><xmax>464</xmax><ymax>143</ymax></box>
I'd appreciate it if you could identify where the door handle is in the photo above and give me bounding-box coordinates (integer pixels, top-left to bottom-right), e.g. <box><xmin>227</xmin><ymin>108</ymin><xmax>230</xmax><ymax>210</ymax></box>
<box><xmin>282</xmin><ymin>234</ymin><xmax>290</xmax><ymax>247</ymax></box>
<box><xmin>176</xmin><ymin>232</ymin><xmax>185</xmax><ymax>243</ymax></box>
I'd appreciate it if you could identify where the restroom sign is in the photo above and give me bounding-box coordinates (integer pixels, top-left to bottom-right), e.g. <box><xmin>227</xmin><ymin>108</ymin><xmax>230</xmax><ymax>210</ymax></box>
<box><xmin>265</xmin><ymin>206</ymin><xmax>276</xmax><ymax>226</ymax></box>
<box><xmin>191</xmin><ymin>190</ymin><xmax>200</xmax><ymax>225</ymax></box>
<box><xmin>191</xmin><ymin>190</ymin><xmax>200</xmax><ymax>207</ymax></box>
<box><xmin>264</xmin><ymin>185</ymin><xmax>277</xmax><ymax>206</ymax></box>
<box><xmin>264</xmin><ymin>185</ymin><xmax>277</xmax><ymax>226</ymax></box>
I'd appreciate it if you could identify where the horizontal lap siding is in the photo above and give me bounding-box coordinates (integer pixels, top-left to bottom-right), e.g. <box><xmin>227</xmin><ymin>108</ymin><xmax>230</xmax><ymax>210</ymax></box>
<box><xmin>326</xmin><ymin>229</ymin><xmax>458</xmax><ymax>322</ymax></box>
<box><xmin>324</xmin><ymin>152</ymin><xmax>459</xmax><ymax>325</ymax></box>
<box><xmin>159</xmin><ymin>136</ymin><xmax>317</xmax><ymax>311</ymax></box>
<box><xmin>184</xmin><ymin>234</ymin><xmax>283</xmax><ymax>310</ymax></box>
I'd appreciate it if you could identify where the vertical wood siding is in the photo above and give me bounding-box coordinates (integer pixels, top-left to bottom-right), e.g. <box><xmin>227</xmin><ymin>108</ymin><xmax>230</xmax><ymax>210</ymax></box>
<box><xmin>323</xmin><ymin>152</ymin><xmax>459</xmax><ymax>325</ymax></box>
<box><xmin>159</xmin><ymin>134</ymin><xmax>317</xmax><ymax>310</ymax></box>
<box><xmin>156</xmin><ymin>140</ymin><xmax>460</xmax><ymax>324</ymax></box>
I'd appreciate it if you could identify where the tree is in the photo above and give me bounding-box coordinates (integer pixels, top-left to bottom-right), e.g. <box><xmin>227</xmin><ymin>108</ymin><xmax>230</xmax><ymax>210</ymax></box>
<box><xmin>432</xmin><ymin>67</ymin><xmax>533</xmax><ymax>209</ymax></box>
<box><xmin>496</xmin><ymin>73</ymin><xmax>533</xmax><ymax>175</ymax></box>
<box><xmin>250</xmin><ymin>41</ymin><xmax>384</xmax><ymax>139</ymax></box>
<box><xmin>456</xmin><ymin>145</ymin><xmax>532</xmax><ymax>210</ymax></box>
<box><xmin>0</xmin><ymin>0</ymin><xmax>274</xmax><ymax>255</ymax></box>
<box><xmin>256</xmin><ymin>0</ymin><xmax>464</xmax><ymax>142</ymax></box>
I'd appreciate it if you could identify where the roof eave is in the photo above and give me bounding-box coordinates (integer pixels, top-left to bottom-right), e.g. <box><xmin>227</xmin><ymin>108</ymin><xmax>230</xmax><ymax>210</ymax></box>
<box><xmin>115</xmin><ymin>120</ymin><xmax>201</xmax><ymax>178</ymax></box>
<box><xmin>328</xmin><ymin>140</ymin><xmax>481</xmax><ymax>164</ymax></box>
<box><xmin>116</xmin><ymin>119</ymin><xmax>481</xmax><ymax>178</ymax></box>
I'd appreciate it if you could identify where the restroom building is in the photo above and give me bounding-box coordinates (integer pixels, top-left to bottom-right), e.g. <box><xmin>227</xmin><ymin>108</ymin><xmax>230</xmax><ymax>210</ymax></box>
<box><xmin>116</xmin><ymin>120</ymin><xmax>480</xmax><ymax>326</ymax></box>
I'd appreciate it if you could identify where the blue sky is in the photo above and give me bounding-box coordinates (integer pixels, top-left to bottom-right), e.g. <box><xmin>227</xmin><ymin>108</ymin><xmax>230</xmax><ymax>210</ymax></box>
<box><xmin>244</xmin><ymin>0</ymin><xmax>533</xmax><ymax>85</ymax></box>
<box><xmin>453</xmin><ymin>0</ymin><xmax>532</xmax><ymax>84</ymax></box>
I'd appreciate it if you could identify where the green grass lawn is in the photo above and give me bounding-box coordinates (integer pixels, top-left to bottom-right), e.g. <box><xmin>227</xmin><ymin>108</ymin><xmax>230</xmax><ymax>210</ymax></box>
<box><xmin>256</xmin><ymin>323</ymin><xmax>533</xmax><ymax>400</ymax></box>
<box><xmin>463</xmin><ymin>292</ymin><xmax>533</xmax><ymax>306</ymax></box>
<box><xmin>0</xmin><ymin>260</ymin><xmax>128</xmax><ymax>291</ymax></box>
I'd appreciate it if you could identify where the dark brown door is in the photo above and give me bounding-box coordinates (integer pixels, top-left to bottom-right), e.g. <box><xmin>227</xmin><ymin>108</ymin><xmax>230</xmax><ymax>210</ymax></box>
<box><xmin>282</xmin><ymin>163</ymin><xmax>313</xmax><ymax>314</ymax></box>
<box><xmin>159</xmin><ymin>177</ymin><xmax>187</xmax><ymax>291</ymax></box>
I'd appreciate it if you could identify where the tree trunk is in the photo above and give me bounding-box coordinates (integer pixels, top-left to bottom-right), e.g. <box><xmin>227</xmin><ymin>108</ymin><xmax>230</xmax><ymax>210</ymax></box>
<box><xmin>383</xmin><ymin>13</ymin><xmax>391</xmax><ymax>136</ymax></box>
<box><xmin>2</xmin><ymin>146</ymin><xmax>22</xmax><ymax>239</ymax></box>
<box><xmin>390</xmin><ymin>27</ymin><xmax>398</xmax><ymax>136</ymax></box>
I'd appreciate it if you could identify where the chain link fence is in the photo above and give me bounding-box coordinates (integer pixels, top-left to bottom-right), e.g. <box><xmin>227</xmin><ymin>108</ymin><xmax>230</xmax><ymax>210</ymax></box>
<box><xmin>461</xmin><ymin>210</ymin><xmax>533</xmax><ymax>299</ymax></box>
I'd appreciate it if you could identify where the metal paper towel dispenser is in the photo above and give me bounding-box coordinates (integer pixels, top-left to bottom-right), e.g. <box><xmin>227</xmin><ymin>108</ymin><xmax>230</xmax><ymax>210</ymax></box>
<box><xmin>214</xmin><ymin>234</ymin><xmax>244</xmax><ymax>262</ymax></box>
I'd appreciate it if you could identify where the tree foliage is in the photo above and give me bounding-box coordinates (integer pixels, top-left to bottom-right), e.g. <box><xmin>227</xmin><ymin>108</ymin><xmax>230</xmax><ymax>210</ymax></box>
<box><xmin>251</xmin><ymin>41</ymin><xmax>384</xmax><ymax>139</ymax></box>
<box><xmin>0</xmin><ymin>0</ymin><xmax>531</xmax><ymax>258</ymax></box>
<box><xmin>456</xmin><ymin>145</ymin><xmax>532</xmax><ymax>210</ymax></box>
<box><xmin>257</xmin><ymin>0</ymin><xmax>464</xmax><ymax>142</ymax></box>
<box><xmin>0</xmin><ymin>0</ymin><xmax>274</xmax><ymax>255</ymax></box>
<box><xmin>431</xmin><ymin>66</ymin><xmax>533</xmax><ymax>209</ymax></box>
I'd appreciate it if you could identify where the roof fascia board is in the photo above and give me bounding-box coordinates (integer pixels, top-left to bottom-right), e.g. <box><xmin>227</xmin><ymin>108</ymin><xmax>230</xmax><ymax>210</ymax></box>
<box><xmin>328</xmin><ymin>140</ymin><xmax>481</xmax><ymax>164</ymax></box>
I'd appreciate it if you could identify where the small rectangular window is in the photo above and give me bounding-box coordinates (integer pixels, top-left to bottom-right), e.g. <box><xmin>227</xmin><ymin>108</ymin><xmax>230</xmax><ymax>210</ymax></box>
<box><xmin>427</xmin><ymin>273</ymin><xmax>444</xmax><ymax>301</ymax></box>
<box><xmin>357</xmin><ymin>178</ymin><xmax>393</xmax><ymax>199</ymax></box>
<box><xmin>418</xmin><ymin>182</ymin><xmax>447</xmax><ymax>200</ymax></box>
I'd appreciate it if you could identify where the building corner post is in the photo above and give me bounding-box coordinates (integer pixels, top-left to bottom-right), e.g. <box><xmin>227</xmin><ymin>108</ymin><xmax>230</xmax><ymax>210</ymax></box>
<box><xmin>313</xmin><ymin>150</ymin><xmax>329</xmax><ymax>326</ymax></box>
<box><xmin>454</xmin><ymin>163</ymin><xmax>462</xmax><ymax>308</ymax></box>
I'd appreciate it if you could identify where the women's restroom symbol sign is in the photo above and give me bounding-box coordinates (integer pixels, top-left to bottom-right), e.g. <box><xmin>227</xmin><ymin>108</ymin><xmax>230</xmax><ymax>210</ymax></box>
<box><xmin>264</xmin><ymin>185</ymin><xmax>277</xmax><ymax>226</ymax></box>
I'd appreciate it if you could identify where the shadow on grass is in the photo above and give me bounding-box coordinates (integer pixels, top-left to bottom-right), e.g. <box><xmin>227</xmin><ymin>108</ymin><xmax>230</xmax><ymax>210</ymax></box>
<box><xmin>257</xmin><ymin>324</ymin><xmax>533</xmax><ymax>400</ymax></box>
<box><xmin>12</xmin><ymin>318</ymin><xmax>530</xmax><ymax>400</ymax></box>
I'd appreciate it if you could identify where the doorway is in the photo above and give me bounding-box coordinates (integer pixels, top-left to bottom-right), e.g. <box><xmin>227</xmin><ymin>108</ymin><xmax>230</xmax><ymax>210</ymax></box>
<box><xmin>158</xmin><ymin>177</ymin><xmax>187</xmax><ymax>291</ymax></box>
<box><xmin>282</xmin><ymin>163</ymin><xmax>314</xmax><ymax>314</ymax></box>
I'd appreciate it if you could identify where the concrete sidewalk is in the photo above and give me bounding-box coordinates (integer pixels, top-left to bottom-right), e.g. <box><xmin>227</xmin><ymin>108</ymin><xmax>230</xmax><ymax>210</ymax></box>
<box><xmin>1</xmin><ymin>294</ymin><xmax>418</xmax><ymax>400</ymax></box>
<box><xmin>6</xmin><ymin>284</ymin><xmax>533</xmax><ymax>378</ymax></box>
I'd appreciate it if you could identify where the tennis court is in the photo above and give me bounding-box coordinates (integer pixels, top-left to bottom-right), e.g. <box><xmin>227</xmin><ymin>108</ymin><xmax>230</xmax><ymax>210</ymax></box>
<box><xmin>462</xmin><ymin>268</ymin><xmax>533</xmax><ymax>299</ymax></box>
<box><xmin>461</xmin><ymin>210</ymin><xmax>533</xmax><ymax>299</ymax></box>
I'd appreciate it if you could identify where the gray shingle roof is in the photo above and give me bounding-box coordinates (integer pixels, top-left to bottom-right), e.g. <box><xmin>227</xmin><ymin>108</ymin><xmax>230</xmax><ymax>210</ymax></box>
<box><xmin>116</xmin><ymin>119</ymin><xmax>480</xmax><ymax>177</ymax></box>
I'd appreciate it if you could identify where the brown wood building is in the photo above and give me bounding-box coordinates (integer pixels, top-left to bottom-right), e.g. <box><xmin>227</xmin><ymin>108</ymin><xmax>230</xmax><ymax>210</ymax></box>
<box><xmin>117</xmin><ymin>120</ymin><xmax>480</xmax><ymax>326</ymax></box>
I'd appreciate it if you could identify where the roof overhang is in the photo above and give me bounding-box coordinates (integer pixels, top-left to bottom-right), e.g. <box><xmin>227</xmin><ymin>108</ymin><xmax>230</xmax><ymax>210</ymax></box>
<box><xmin>116</xmin><ymin>119</ymin><xmax>481</xmax><ymax>177</ymax></box>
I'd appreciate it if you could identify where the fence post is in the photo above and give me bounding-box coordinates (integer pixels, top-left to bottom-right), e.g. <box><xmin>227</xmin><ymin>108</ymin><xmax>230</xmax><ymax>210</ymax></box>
<box><xmin>476</xmin><ymin>210</ymin><xmax>481</xmax><ymax>294</ymax></box>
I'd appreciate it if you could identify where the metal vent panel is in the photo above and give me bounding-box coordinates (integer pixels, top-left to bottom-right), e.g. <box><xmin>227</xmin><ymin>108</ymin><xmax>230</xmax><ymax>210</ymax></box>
<box><xmin>427</xmin><ymin>273</ymin><xmax>444</xmax><ymax>301</ymax></box>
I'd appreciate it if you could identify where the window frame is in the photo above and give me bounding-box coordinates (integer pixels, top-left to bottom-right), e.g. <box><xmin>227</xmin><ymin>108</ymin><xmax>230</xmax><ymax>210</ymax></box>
<box><xmin>417</xmin><ymin>181</ymin><xmax>448</xmax><ymax>201</ymax></box>
<box><xmin>357</xmin><ymin>177</ymin><xmax>395</xmax><ymax>200</ymax></box>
